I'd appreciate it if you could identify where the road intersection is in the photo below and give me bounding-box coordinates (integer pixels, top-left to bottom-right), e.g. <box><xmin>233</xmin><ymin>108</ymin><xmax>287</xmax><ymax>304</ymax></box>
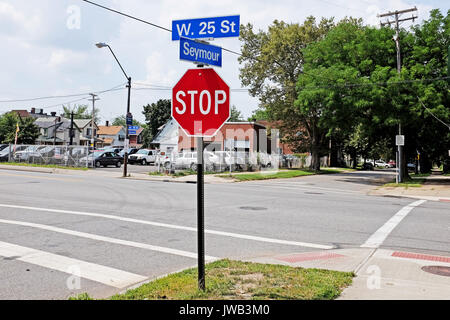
<box><xmin>0</xmin><ymin>168</ymin><xmax>448</xmax><ymax>299</ymax></box>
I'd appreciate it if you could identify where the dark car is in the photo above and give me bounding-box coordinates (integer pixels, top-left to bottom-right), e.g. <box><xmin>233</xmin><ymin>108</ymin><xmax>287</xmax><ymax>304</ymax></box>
<box><xmin>80</xmin><ymin>151</ymin><xmax>123</xmax><ymax>168</ymax></box>
<box><xmin>362</xmin><ymin>162</ymin><xmax>374</xmax><ymax>170</ymax></box>
<box><xmin>118</xmin><ymin>148</ymin><xmax>138</xmax><ymax>157</ymax></box>
<box><xmin>94</xmin><ymin>151</ymin><xmax>123</xmax><ymax>168</ymax></box>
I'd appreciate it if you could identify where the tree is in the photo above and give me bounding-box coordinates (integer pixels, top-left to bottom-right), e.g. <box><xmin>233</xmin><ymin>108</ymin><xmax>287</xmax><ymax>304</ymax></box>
<box><xmin>111</xmin><ymin>115</ymin><xmax>143</xmax><ymax>127</ymax></box>
<box><xmin>62</xmin><ymin>104</ymin><xmax>101</xmax><ymax>122</ymax></box>
<box><xmin>142</xmin><ymin>99</ymin><xmax>172</xmax><ymax>147</ymax></box>
<box><xmin>238</xmin><ymin>17</ymin><xmax>335</xmax><ymax>170</ymax></box>
<box><xmin>0</xmin><ymin>113</ymin><xmax>39</xmax><ymax>144</ymax></box>
<box><xmin>229</xmin><ymin>105</ymin><xmax>244</xmax><ymax>122</ymax></box>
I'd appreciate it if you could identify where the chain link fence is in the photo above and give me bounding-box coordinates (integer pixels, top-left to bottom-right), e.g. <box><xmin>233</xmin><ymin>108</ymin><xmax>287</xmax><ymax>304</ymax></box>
<box><xmin>0</xmin><ymin>144</ymin><xmax>90</xmax><ymax>168</ymax></box>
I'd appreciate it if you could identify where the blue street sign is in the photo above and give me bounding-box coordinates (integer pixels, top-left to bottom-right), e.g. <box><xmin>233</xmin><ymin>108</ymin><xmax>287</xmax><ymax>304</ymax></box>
<box><xmin>126</xmin><ymin>113</ymin><xmax>133</xmax><ymax>126</ymax></box>
<box><xmin>172</xmin><ymin>15</ymin><xmax>240</xmax><ymax>41</ymax></box>
<box><xmin>128</xmin><ymin>126</ymin><xmax>139</xmax><ymax>130</ymax></box>
<box><xmin>129</xmin><ymin>130</ymin><xmax>137</xmax><ymax>135</ymax></box>
<box><xmin>180</xmin><ymin>37</ymin><xmax>222</xmax><ymax>67</ymax></box>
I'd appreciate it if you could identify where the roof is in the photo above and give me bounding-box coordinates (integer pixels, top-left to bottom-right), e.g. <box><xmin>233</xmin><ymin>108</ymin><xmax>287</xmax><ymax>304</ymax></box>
<box><xmin>10</xmin><ymin>110</ymin><xmax>30</xmax><ymax>118</ymax></box>
<box><xmin>34</xmin><ymin>117</ymin><xmax>81</xmax><ymax>131</ymax></box>
<box><xmin>101</xmin><ymin>138</ymin><xmax>114</xmax><ymax>145</ymax></box>
<box><xmin>74</xmin><ymin>119</ymin><xmax>97</xmax><ymax>129</ymax></box>
<box><xmin>97</xmin><ymin>126</ymin><xmax>123</xmax><ymax>136</ymax></box>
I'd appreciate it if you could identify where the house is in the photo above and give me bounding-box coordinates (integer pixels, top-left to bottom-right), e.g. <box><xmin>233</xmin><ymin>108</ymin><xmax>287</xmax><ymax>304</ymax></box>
<box><xmin>74</xmin><ymin>119</ymin><xmax>101</xmax><ymax>147</ymax></box>
<box><xmin>129</xmin><ymin>127</ymin><xmax>145</xmax><ymax>148</ymax></box>
<box><xmin>177</xmin><ymin>122</ymin><xmax>277</xmax><ymax>153</ymax></box>
<box><xmin>10</xmin><ymin>110</ymin><xmax>30</xmax><ymax>118</ymax></box>
<box><xmin>97</xmin><ymin>122</ymin><xmax>126</xmax><ymax>147</ymax></box>
<box><xmin>34</xmin><ymin>116</ymin><xmax>81</xmax><ymax>145</ymax></box>
<box><xmin>150</xmin><ymin>120</ymin><xmax>178</xmax><ymax>154</ymax></box>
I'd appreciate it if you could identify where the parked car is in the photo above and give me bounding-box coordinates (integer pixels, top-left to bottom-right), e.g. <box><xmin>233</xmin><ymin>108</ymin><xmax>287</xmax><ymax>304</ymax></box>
<box><xmin>29</xmin><ymin>146</ymin><xmax>56</xmax><ymax>164</ymax></box>
<box><xmin>362</xmin><ymin>162</ymin><xmax>374</xmax><ymax>170</ymax></box>
<box><xmin>0</xmin><ymin>145</ymin><xmax>27</xmax><ymax>162</ymax></box>
<box><xmin>14</xmin><ymin>145</ymin><xmax>47</xmax><ymax>161</ymax></box>
<box><xmin>79</xmin><ymin>151</ymin><xmax>123</xmax><ymax>168</ymax></box>
<box><xmin>388</xmin><ymin>160</ymin><xmax>396</xmax><ymax>168</ymax></box>
<box><xmin>407</xmin><ymin>163</ymin><xmax>416</xmax><ymax>171</ymax></box>
<box><xmin>128</xmin><ymin>149</ymin><xmax>157</xmax><ymax>165</ymax></box>
<box><xmin>103</xmin><ymin>147</ymin><xmax>123</xmax><ymax>154</ymax></box>
<box><xmin>375</xmin><ymin>160</ymin><xmax>390</xmax><ymax>168</ymax></box>
<box><xmin>0</xmin><ymin>144</ymin><xmax>8</xmax><ymax>152</ymax></box>
<box><xmin>118</xmin><ymin>148</ymin><xmax>139</xmax><ymax>157</ymax></box>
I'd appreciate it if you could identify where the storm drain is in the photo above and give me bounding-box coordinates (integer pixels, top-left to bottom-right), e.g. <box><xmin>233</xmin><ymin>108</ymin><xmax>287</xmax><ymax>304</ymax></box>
<box><xmin>239</xmin><ymin>206</ymin><xmax>267</xmax><ymax>211</ymax></box>
<box><xmin>421</xmin><ymin>266</ymin><xmax>450</xmax><ymax>277</ymax></box>
<box><xmin>304</xmin><ymin>192</ymin><xmax>323</xmax><ymax>195</ymax></box>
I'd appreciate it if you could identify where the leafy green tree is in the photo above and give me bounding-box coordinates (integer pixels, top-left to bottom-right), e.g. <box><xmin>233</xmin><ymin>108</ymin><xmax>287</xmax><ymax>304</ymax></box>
<box><xmin>142</xmin><ymin>99</ymin><xmax>171</xmax><ymax>147</ymax></box>
<box><xmin>111</xmin><ymin>115</ymin><xmax>143</xmax><ymax>127</ymax></box>
<box><xmin>238</xmin><ymin>17</ymin><xmax>335</xmax><ymax>170</ymax></box>
<box><xmin>62</xmin><ymin>104</ymin><xmax>101</xmax><ymax>122</ymax></box>
<box><xmin>0</xmin><ymin>113</ymin><xmax>39</xmax><ymax>144</ymax></box>
<box><xmin>229</xmin><ymin>105</ymin><xmax>244</xmax><ymax>122</ymax></box>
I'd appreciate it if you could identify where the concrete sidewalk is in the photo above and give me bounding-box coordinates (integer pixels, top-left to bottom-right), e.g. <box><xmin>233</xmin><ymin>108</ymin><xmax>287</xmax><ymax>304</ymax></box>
<box><xmin>247</xmin><ymin>248</ymin><xmax>450</xmax><ymax>300</ymax></box>
<box><xmin>368</xmin><ymin>174</ymin><xmax>450</xmax><ymax>202</ymax></box>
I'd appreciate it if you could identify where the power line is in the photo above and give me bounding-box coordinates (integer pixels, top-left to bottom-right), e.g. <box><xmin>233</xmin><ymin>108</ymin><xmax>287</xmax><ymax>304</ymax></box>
<box><xmin>0</xmin><ymin>83</ymin><xmax>126</xmax><ymax>104</ymax></box>
<box><xmin>417</xmin><ymin>95</ymin><xmax>450</xmax><ymax>130</ymax></box>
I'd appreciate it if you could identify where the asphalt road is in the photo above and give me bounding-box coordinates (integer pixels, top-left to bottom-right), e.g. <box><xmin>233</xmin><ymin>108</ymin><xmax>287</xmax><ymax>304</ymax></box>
<box><xmin>0</xmin><ymin>168</ymin><xmax>448</xmax><ymax>299</ymax></box>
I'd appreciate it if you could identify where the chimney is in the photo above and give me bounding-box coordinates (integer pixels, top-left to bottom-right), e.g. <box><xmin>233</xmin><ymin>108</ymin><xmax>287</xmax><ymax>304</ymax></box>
<box><xmin>31</xmin><ymin>108</ymin><xmax>35</xmax><ymax>114</ymax></box>
<box><xmin>106</xmin><ymin>121</ymin><xmax>109</xmax><ymax>127</ymax></box>
<box><xmin>39</xmin><ymin>109</ymin><xmax>43</xmax><ymax>115</ymax></box>
<box><xmin>51</xmin><ymin>112</ymin><xmax>56</xmax><ymax>117</ymax></box>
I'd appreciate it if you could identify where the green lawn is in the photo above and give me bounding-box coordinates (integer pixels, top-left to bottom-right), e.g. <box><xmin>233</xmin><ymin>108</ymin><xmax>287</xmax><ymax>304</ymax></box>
<box><xmin>0</xmin><ymin>162</ymin><xmax>88</xmax><ymax>171</ymax></box>
<box><xmin>71</xmin><ymin>259</ymin><xmax>353</xmax><ymax>300</ymax></box>
<box><xmin>218</xmin><ymin>167</ymin><xmax>354</xmax><ymax>182</ymax></box>
<box><xmin>383</xmin><ymin>177</ymin><xmax>426</xmax><ymax>188</ymax></box>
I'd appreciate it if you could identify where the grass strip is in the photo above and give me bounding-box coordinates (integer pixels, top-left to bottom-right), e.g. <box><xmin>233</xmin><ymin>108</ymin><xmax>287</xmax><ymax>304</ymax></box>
<box><xmin>70</xmin><ymin>259</ymin><xmax>353</xmax><ymax>300</ymax></box>
<box><xmin>219</xmin><ymin>167</ymin><xmax>354</xmax><ymax>182</ymax></box>
<box><xmin>0</xmin><ymin>162</ymin><xmax>88</xmax><ymax>171</ymax></box>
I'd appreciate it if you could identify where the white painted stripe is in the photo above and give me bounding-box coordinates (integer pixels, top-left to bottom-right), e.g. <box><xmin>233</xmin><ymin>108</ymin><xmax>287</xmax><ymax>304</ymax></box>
<box><xmin>0</xmin><ymin>203</ymin><xmax>333</xmax><ymax>250</ymax></box>
<box><xmin>0</xmin><ymin>219</ymin><xmax>218</xmax><ymax>261</ymax></box>
<box><xmin>0</xmin><ymin>240</ymin><xmax>147</xmax><ymax>288</ymax></box>
<box><xmin>361</xmin><ymin>199</ymin><xmax>427</xmax><ymax>248</ymax></box>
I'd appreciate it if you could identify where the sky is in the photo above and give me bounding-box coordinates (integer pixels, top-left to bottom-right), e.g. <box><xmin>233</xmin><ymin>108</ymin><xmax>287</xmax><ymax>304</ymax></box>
<box><xmin>0</xmin><ymin>0</ymin><xmax>448</xmax><ymax>124</ymax></box>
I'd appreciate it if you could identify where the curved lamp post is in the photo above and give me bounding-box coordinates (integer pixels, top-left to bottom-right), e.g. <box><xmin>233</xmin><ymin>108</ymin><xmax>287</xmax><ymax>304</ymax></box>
<box><xmin>96</xmin><ymin>43</ymin><xmax>132</xmax><ymax>177</ymax></box>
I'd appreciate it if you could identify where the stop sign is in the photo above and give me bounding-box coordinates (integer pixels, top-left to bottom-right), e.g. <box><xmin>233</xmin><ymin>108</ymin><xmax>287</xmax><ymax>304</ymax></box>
<box><xmin>172</xmin><ymin>68</ymin><xmax>230</xmax><ymax>137</ymax></box>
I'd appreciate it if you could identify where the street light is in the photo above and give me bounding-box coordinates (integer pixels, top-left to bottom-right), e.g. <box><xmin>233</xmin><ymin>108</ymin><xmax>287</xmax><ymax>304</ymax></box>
<box><xmin>96</xmin><ymin>42</ymin><xmax>132</xmax><ymax>178</ymax></box>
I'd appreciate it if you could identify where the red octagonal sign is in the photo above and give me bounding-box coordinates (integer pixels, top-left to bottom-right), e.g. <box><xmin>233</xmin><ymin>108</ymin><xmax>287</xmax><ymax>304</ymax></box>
<box><xmin>172</xmin><ymin>68</ymin><xmax>230</xmax><ymax>137</ymax></box>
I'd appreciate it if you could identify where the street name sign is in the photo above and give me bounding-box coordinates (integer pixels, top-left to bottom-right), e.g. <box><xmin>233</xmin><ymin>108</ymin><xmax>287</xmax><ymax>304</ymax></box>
<box><xmin>126</xmin><ymin>112</ymin><xmax>133</xmax><ymax>126</ymax></box>
<box><xmin>180</xmin><ymin>37</ymin><xmax>222</xmax><ymax>67</ymax></box>
<box><xmin>172</xmin><ymin>15</ymin><xmax>240</xmax><ymax>40</ymax></box>
<box><xmin>128</xmin><ymin>125</ymin><xmax>139</xmax><ymax>135</ymax></box>
<box><xmin>172</xmin><ymin>68</ymin><xmax>230</xmax><ymax>137</ymax></box>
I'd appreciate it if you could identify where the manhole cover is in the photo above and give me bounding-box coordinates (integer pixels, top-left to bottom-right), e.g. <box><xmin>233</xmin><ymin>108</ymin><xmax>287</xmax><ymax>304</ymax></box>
<box><xmin>239</xmin><ymin>206</ymin><xmax>267</xmax><ymax>211</ymax></box>
<box><xmin>421</xmin><ymin>266</ymin><xmax>450</xmax><ymax>277</ymax></box>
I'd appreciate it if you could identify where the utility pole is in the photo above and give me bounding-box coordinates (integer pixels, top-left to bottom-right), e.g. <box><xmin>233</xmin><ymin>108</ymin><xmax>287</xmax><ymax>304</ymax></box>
<box><xmin>378</xmin><ymin>7</ymin><xmax>418</xmax><ymax>183</ymax></box>
<box><xmin>89</xmin><ymin>94</ymin><xmax>100</xmax><ymax>150</ymax></box>
<box><xmin>69</xmin><ymin>112</ymin><xmax>74</xmax><ymax>145</ymax></box>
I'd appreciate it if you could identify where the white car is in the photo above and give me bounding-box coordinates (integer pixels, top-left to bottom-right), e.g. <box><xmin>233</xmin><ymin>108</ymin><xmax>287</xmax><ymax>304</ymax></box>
<box><xmin>128</xmin><ymin>149</ymin><xmax>157</xmax><ymax>165</ymax></box>
<box><xmin>374</xmin><ymin>160</ymin><xmax>390</xmax><ymax>168</ymax></box>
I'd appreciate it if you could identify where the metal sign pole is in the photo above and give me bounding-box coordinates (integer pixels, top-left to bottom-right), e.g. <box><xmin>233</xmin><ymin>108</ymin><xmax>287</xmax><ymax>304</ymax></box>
<box><xmin>197</xmin><ymin>136</ymin><xmax>205</xmax><ymax>291</ymax></box>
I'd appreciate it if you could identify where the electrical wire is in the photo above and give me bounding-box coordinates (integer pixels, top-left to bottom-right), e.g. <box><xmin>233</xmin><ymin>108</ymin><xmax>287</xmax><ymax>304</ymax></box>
<box><xmin>0</xmin><ymin>83</ymin><xmax>126</xmax><ymax>104</ymax></box>
<box><xmin>417</xmin><ymin>95</ymin><xmax>450</xmax><ymax>130</ymax></box>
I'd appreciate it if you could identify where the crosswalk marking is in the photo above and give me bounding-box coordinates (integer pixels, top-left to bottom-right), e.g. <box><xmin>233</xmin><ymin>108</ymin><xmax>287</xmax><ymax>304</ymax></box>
<box><xmin>361</xmin><ymin>199</ymin><xmax>427</xmax><ymax>248</ymax></box>
<box><xmin>0</xmin><ymin>241</ymin><xmax>147</xmax><ymax>288</ymax></box>
<box><xmin>0</xmin><ymin>218</ymin><xmax>218</xmax><ymax>261</ymax></box>
<box><xmin>0</xmin><ymin>203</ymin><xmax>333</xmax><ymax>249</ymax></box>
